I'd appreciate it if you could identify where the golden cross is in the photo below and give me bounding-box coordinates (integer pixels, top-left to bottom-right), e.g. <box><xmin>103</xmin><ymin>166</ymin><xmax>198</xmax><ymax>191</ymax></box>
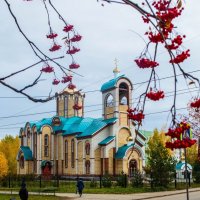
<box><xmin>114</xmin><ymin>58</ymin><xmax>118</xmax><ymax>68</ymax></box>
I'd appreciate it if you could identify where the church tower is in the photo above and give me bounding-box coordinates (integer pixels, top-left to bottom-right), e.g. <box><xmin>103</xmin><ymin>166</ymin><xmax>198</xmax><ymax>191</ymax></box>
<box><xmin>56</xmin><ymin>87</ymin><xmax>85</xmax><ymax>118</ymax></box>
<box><xmin>100</xmin><ymin>66</ymin><xmax>133</xmax><ymax>126</ymax></box>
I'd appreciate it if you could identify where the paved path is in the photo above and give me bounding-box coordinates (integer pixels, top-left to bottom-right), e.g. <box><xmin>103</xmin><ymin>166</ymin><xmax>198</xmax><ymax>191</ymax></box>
<box><xmin>56</xmin><ymin>188</ymin><xmax>200</xmax><ymax>199</ymax></box>
<box><xmin>1</xmin><ymin>188</ymin><xmax>200</xmax><ymax>200</ymax></box>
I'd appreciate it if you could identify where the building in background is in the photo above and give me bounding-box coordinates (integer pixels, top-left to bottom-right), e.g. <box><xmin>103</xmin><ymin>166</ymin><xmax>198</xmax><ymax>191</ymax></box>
<box><xmin>16</xmin><ymin>68</ymin><xmax>147</xmax><ymax>176</ymax></box>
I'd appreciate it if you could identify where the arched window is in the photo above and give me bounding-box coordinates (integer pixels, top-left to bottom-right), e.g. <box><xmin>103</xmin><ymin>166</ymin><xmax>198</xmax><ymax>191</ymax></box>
<box><xmin>44</xmin><ymin>134</ymin><xmax>49</xmax><ymax>157</ymax></box>
<box><xmin>71</xmin><ymin>139</ymin><xmax>75</xmax><ymax>168</ymax></box>
<box><xmin>119</xmin><ymin>83</ymin><xmax>129</xmax><ymax>105</ymax></box>
<box><xmin>65</xmin><ymin>140</ymin><xmax>68</xmax><ymax>168</ymax></box>
<box><xmin>85</xmin><ymin>142</ymin><xmax>90</xmax><ymax>155</ymax></box>
<box><xmin>33</xmin><ymin>132</ymin><xmax>37</xmax><ymax>173</ymax></box>
<box><xmin>85</xmin><ymin>160</ymin><xmax>90</xmax><ymax>174</ymax></box>
<box><xmin>105</xmin><ymin>94</ymin><xmax>114</xmax><ymax>107</ymax></box>
<box><xmin>27</xmin><ymin>128</ymin><xmax>30</xmax><ymax>138</ymax></box>
<box><xmin>20</xmin><ymin>155</ymin><xmax>24</xmax><ymax>169</ymax></box>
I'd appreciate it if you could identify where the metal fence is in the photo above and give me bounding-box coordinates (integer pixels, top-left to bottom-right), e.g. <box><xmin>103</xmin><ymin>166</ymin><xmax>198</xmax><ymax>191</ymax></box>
<box><xmin>0</xmin><ymin>172</ymin><xmax>196</xmax><ymax>192</ymax></box>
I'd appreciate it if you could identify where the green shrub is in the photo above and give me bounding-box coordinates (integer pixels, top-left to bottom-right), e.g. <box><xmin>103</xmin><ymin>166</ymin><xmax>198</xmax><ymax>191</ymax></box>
<box><xmin>102</xmin><ymin>174</ymin><xmax>112</xmax><ymax>188</ymax></box>
<box><xmin>116</xmin><ymin>171</ymin><xmax>127</xmax><ymax>187</ymax></box>
<box><xmin>131</xmin><ymin>170</ymin><xmax>143</xmax><ymax>187</ymax></box>
<box><xmin>90</xmin><ymin>178</ymin><xmax>98</xmax><ymax>188</ymax></box>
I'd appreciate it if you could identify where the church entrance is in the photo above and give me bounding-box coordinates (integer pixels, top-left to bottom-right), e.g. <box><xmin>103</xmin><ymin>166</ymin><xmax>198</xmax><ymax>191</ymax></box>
<box><xmin>129</xmin><ymin>159</ymin><xmax>137</xmax><ymax>177</ymax></box>
<box><xmin>41</xmin><ymin>161</ymin><xmax>52</xmax><ymax>178</ymax></box>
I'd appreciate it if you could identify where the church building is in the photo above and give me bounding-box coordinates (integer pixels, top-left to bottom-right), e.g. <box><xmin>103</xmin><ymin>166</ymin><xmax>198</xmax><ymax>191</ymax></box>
<box><xmin>17</xmin><ymin>68</ymin><xmax>147</xmax><ymax>176</ymax></box>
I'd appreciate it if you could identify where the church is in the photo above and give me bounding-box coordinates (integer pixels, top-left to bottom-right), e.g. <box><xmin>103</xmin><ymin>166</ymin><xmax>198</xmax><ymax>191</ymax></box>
<box><xmin>17</xmin><ymin>68</ymin><xmax>147</xmax><ymax>176</ymax></box>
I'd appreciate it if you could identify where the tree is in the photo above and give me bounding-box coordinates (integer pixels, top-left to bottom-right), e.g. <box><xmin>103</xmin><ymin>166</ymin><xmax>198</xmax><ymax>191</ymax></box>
<box><xmin>186</xmin><ymin>143</ymin><xmax>198</xmax><ymax>166</ymax></box>
<box><xmin>0</xmin><ymin>135</ymin><xmax>20</xmax><ymax>174</ymax></box>
<box><xmin>145</xmin><ymin>129</ymin><xmax>176</xmax><ymax>187</ymax></box>
<box><xmin>0</xmin><ymin>152</ymin><xmax>8</xmax><ymax>178</ymax></box>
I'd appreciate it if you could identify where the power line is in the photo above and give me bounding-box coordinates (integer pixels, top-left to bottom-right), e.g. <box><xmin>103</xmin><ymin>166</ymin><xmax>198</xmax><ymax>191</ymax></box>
<box><xmin>0</xmin><ymin>68</ymin><xmax>199</xmax><ymax>99</ymax></box>
<box><xmin>0</xmin><ymin>86</ymin><xmax>197</xmax><ymax>120</ymax></box>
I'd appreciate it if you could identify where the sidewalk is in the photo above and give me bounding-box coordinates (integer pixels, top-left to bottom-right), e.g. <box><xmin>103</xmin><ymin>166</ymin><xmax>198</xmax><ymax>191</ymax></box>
<box><xmin>1</xmin><ymin>188</ymin><xmax>200</xmax><ymax>200</ymax></box>
<box><xmin>56</xmin><ymin>188</ymin><xmax>200</xmax><ymax>199</ymax></box>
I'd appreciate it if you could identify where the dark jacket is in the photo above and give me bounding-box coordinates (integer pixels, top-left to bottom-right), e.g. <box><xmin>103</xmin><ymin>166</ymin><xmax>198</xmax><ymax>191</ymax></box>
<box><xmin>77</xmin><ymin>180</ymin><xmax>84</xmax><ymax>191</ymax></box>
<box><xmin>19</xmin><ymin>187</ymin><xmax>28</xmax><ymax>200</ymax></box>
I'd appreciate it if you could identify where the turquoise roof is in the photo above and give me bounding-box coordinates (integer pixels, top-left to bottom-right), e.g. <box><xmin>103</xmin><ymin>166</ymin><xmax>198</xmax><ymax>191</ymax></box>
<box><xmin>76</xmin><ymin>117</ymin><xmax>117</xmax><ymax>138</ymax></box>
<box><xmin>115</xmin><ymin>144</ymin><xmax>134</xmax><ymax>159</ymax></box>
<box><xmin>21</xmin><ymin>116</ymin><xmax>117</xmax><ymax>139</ymax></box>
<box><xmin>100</xmin><ymin>75</ymin><xmax>125</xmax><ymax>92</ymax></box>
<box><xmin>99</xmin><ymin>136</ymin><xmax>115</xmax><ymax>146</ymax></box>
<box><xmin>176</xmin><ymin>162</ymin><xmax>192</xmax><ymax>170</ymax></box>
<box><xmin>20</xmin><ymin>146</ymin><xmax>33</xmax><ymax>160</ymax></box>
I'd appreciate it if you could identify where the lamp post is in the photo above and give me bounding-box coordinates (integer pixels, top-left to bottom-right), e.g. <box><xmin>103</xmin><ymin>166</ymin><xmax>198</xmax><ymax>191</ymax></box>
<box><xmin>184</xmin><ymin>148</ymin><xmax>189</xmax><ymax>200</ymax></box>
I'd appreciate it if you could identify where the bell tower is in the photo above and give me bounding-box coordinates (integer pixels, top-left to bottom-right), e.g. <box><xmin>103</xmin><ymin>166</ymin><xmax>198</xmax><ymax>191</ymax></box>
<box><xmin>100</xmin><ymin>65</ymin><xmax>133</xmax><ymax>126</ymax></box>
<box><xmin>56</xmin><ymin>87</ymin><xmax>85</xmax><ymax>118</ymax></box>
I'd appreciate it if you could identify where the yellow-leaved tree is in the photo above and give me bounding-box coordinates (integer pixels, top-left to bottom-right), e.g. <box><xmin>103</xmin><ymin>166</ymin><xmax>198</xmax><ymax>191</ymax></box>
<box><xmin>0</xmin><ymin>135</ymin><xmax>19</xmax><ymax>174</ymax></box>
<box><xmin>0</xmin><ymin>152</ymin><xmax>8</xmax><ymax>178</ymax></box>
<box><xmin>186</xmin><ymin>143</ymin><xmax>198</xmax><ymax>166</ymax></box>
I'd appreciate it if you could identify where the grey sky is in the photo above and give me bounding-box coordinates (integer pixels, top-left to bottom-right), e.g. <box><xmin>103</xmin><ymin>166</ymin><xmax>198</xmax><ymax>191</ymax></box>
<box><xmin>0</xmin><ymin>0</ymin><xmax>200</xmax><ymax>139</ymax></box>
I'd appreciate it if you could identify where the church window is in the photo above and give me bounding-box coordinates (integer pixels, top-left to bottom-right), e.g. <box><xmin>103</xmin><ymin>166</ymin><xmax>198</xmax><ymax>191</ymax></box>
<box><xmin>20</xmin><ymin>155</ymin><xmax>24</xmax><ymax>169</ymax></box>
<box><xmin>85</xmin><ymin>160</ymin><xmax>90</xmax><ymax>174</ymax></box>
<box><xmin>85</xmin><ymin>142</ymin><xmax>90</xmax><ymax>155</ymax></box>
<box><xmin>27</xmin><ymin>128</ymin><xmax>30</xmax><ymax>138</ymax></box>
<box><xmin>119</xmin><ymin>83</ymin><xmax>129</xmax><ymax>105</ymax></box>
<box><xmin>65</xmin><ymin>140</ymin><xmax>68</xmax><ymax>168</ymax></box>
<box><xmin>33</xmin><ymin>132</ymin><xmax>37</xmax><ymax>173</ymax></box>
<box><xmin>44</xmin><ymin>134</ymin><xmax>49</xmax><ymax>157</ymax></box>
<box><xmin>105</xmin><ymin>94</ymin><xmax>114</xmax><ymax>107</ymax></box>
<box><xmin>74</xmin><ymin>96</ymin><xmax>79</xmax><ymax>116</ymax></box>
<box><xmin>64</xmin><ymin>97</ymin><xmax>68</xmax><ymax>117</ymax></box>
<box><xmin>71</xmin><ymin>139</ymin><xmax>75</xmax><ymax>168</ymax></box>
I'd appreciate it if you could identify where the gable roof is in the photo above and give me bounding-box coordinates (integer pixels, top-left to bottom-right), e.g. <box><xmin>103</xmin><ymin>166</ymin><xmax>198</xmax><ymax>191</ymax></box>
<box><xmin>17</xmin><ymin>146</ymin><xmax>33</xmax><ymax>161</ymax></box>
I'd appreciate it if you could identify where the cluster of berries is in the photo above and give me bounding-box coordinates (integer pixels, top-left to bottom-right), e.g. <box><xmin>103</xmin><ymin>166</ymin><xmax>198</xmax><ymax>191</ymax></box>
<box><xmin>190</xmin><ymin>98</ymin><xmax>200</xmax><ymax>109</ymax></box>
<box><xmin>165</xmin><ymin>35</ymin><xmax>184</xmax><ymax>50</ymax></box>
<box><xmin>135</xmin><ymin>58</ymin><xmax>159</xmax><ymax>68</ymax></box>
<box><xmin>66</xmin><ymin>47</ymin><xmax>80</xmax><ymax>55</ymax></box>
<box><xmin>165</xmin><ymin>122</ymin><xmax>190</xmax><ymax>139</ymax></box>
<box><xmin>146</xmin><ymin>88</ymin><xmax>164</xmax><ymax>101</ymax></box>
<box><xmin>165</xmin><ymin>121</ymin><xmax>196</xmax><ymax>150</ymax></box>
<box><xmin>69</xmin><ymin>63</ymin><xmax>80</xmax><ymax>69</ymax></box>
<box><xmin>49</xmin><ymin>44</ymin><xmax>61</xmax><ymax>52</ymax></box>
<box><xmin>68</xmin><ymin>83</ymin><xmax>76</xmax><ymax>90</ymax></box>
<box><xmin>61</xmin><ymin>75</ymin><xmax>73</xmax><ymax>83</ymax></box>
<box><xmin>52</xmin><ymin>79</ymin><xmax>60</xmax><ymax>85</ymax></box>
<box><xmin>70</xmin><ymin>35</ymin><xmax>82</xmax><ymax>42</ymax></box>
<box><xmin>170</xmin><ymin>49</ymin><xmax>190</xmax><ymax>64</ymax></box>
<box><xmin>40</xmin><ymin>65</ymin><xmax>54</xmax><ymax>73</ymax></box>
<box><xmin>73</xmin><ymin>104</ymin><xmax>82</xmax><ymax>110</ymax></box>
<box><xmin>127</xmin><ymin>108</ymin><xmax>145</xmax><ymax>124</ymax></box>
<box><xmin>165</xmin><ymin>138</ymin><xmax>196</xmax><ymax>149</ymax></box>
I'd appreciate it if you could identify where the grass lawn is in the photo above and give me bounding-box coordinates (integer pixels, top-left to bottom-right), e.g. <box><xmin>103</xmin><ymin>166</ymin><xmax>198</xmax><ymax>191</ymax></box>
<box><xmin>0</xmin><ymin>194</ymin><xmax>73</xmax><ymax>200</ymax></box>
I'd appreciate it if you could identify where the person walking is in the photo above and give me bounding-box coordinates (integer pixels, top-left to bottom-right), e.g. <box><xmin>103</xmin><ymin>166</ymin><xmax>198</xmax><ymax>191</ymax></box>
<box><xmin>19</xmin><ymin>182</ymin><xmax>28</xmax><ymax>200</ymax></box>
<box><xmin>76</xmin><ymin>178</ymin><xmax>84</xmax><ymax>197</ymax></box>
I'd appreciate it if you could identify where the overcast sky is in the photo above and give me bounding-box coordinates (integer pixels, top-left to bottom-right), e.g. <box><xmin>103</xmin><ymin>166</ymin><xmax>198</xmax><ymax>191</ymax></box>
<box><xmin>0</xmin><ymin>0</ymin><xmax>200</xmax><ymax>139</ymax></box>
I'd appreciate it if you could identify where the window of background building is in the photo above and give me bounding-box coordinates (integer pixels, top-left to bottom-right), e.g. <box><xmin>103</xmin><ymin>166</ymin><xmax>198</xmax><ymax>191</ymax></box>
<box><xmin>85</xmin><ymin>142</ymin><xmax>90</xmax><ymax>155</ymax></box>
<box><xmin>85</xmin><ymin>160</ymin><xmax>90</xmax><ymax>174</ymax></box>
<box><xmin>65</xmin><ymin>140</ymin><xmax>68</xmax><ymax>168</ymax></box>
<box><xmin>44</xmin><ymin>134</ymin><xmax>49</xmax><ymax>157</ymax></box>
<box><xmin>71</xmin><ymin>139</ymin><xmax>75</xmax><ymax>168</ymax></box>
<box><xmin>20</xmin><ymin>155</ymin><xmax>24</xmax><ymax>169</ymax></box>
